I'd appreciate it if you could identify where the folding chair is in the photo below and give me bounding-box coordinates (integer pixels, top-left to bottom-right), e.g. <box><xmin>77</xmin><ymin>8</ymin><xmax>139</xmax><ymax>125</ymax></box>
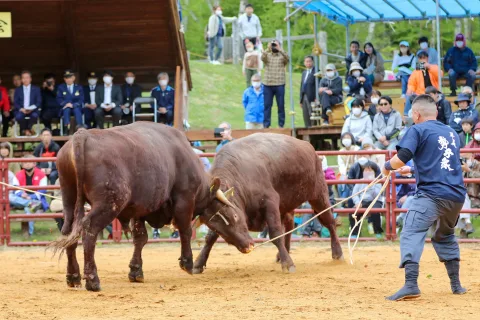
<box><xmin>132</xmin><ymin>97</ymin><xmax>158</xmax><ymax>123</ymax></box>
<box><xmin>60</xmin><ymin>114</ymin><xmax>85</xmax><ymax>135</ymax></box>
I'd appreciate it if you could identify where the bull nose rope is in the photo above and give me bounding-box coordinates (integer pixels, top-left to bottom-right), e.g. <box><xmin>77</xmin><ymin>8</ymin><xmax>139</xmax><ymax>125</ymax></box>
<box><xmin>252</xmin><ymin>172</ymin><xmax>391</xmax><ymax>265</ymax></box>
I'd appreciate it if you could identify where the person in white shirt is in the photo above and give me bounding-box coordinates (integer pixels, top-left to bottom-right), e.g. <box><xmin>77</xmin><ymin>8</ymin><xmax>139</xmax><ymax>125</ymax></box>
<box><xmin>83</xmin><ymin>71</ymin><xmax>98</xmax><ymax>128</ymax></box>
<box><xmin>237</xmin><ymin>4</ymin><xmax>263</xmax><ymax>50</ymax></box>
<box><xmin>392</xmin><ymin>41</ymin><xmax>416</xmax><ymax>98</ymax></box>
<box><xmin>94</xmin><ymin>70</ymin><xmax>123</xmax><ymax>129</ymax></box>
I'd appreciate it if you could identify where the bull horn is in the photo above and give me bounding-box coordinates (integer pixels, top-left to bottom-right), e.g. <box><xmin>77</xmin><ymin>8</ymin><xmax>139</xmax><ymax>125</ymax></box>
<box><xmin>224</xmin><ymin>187</ymin><xmax>234</xmax><ymax>199</ymax></box>
<box><xmin>216</xmin><ymin>189</ymin><xmax>235</xmax><ymax>207</ymax></box>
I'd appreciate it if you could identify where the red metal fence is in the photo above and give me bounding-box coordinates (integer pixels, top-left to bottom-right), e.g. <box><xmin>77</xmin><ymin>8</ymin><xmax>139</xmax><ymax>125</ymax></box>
<box><xmin>1</xmin><ymin>148</ymin><xmax>480</xmax><ymax>246</ymax></box>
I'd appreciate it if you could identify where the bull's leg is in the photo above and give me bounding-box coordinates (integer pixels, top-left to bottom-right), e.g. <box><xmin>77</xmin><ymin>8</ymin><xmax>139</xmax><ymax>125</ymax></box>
<box><xmin>309</xmin><ymin>198</ymin><xmax>343</xmax><ymax>260</ymax></box>
<box><xmin>128</xmin><ymin>219</ymin><xmax>148</xmax><ymax>283</ymax></box>
<box><xmin>66</xmin><ymin>241</ymin><xmax>81</xmax><ymax>288</ymax></box>
<box><xmin>193</xmin><ymin>229</ymin><xmax>220</xmax><ymax>274</ymax></box>
<box><xmin>265</xmin><ymin>199</ymin><xmax>295</xmax><ymax>273</ymax></box>
<box><xmin>277</xmin><ymin>212</ymin><xmax>294</xmax><ymax>263</ymax></box>
<box><xmin>173</xmin><ymin>198</ymin><xmax>195</xmax><ymax>274</ymax></box>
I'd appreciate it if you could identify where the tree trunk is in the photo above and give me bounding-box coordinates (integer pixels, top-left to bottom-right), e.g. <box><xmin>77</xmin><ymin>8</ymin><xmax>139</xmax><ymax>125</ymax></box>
<box><xmin>454</xmin><ymin>20</ymin><xmax>462</xmax><ymax>36</ymax></box>
<box><xmin>366</xmin><ymin>23</ymin><xmax>375</xmax><ymax>42</ymax></box>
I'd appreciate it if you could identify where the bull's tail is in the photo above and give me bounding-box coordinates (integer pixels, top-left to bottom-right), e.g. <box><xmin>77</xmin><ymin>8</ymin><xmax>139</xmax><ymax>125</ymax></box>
<box><xmin>49</xmin><ymin>130</ymin><xmax>88</xmax><ymax>257</ymax></box>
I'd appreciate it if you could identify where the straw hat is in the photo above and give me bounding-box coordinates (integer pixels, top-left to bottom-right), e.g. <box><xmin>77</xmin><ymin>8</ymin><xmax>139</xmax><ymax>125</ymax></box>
<box><xmin>349</xmin><ymin>62</ymin><xmax>363</xmax><ymax>73</ymax></box>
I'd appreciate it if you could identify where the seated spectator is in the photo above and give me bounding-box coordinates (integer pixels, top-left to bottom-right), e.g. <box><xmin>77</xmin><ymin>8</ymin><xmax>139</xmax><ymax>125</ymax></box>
<box><xmin>9</xmin><ymin>74</ymin><xmax>21</xmax><ymax>103</ymax></box>
<box><xmin>121</xmin><ymin>71</ymin><xmax>142</xmax><ymax>124</ymax></box>
<box><xmin>48</xmin><ymin>178</ymin><xmax>64</xmax><ymax>231</ymax></box>
<box><xmin>14</xmin><ymin>70</ymin><xmax>41</xmax><ymax>136</ymax></box>
<box><xmin>238</xmin><ymin>4</ymin><xmax>262</xmax><ymax>51</ymax></box>
<box><xmin>33</xmin><ymin>128</ymin><xmax>60</xmax><ymax>184</ymax></box>
<box><xmin>404</xmin><ymin>51</ymin><xmax>442</xmax><ymax>116</ymax></box>
<box><xmin>350</xmin><ymin>162</ymin><xmax>383</xmax><ymax>239</ymax></box>
<box><xmin>83</xmin><ymin>72</ymin><xmax>98</xmax><ymax>129</ymax></box>
<box><xmin>444</xmin><ymin>33</ymin><xmax>477</xmax><ymax>96</ymax></box>
<box><xmin>0</xmin><ymin>142</ymin><xmax>20</xmax><ymax>173</ymax></box>
<box><xmin>347</xmin><ymin>157</ymin><xmax>381</xmax><ymax>211</ymax></box>
<box><xmin>341</xmin><ymin>99</ymin><xmax>372</xmax><ymax>145</ymax></box>
<box><xmin>242</xmin><ymin>41</ymin><xmax>262</xmax><ymax>88</ymax></box>
<box><xmin>151</xmin><ymin>73</ymin><xmax>174</xmax><ymax>126</ymax></box>
<box><xmin>463</xmin><ymin>154</ymin><xmax>480</xmax><ymax>208</ymax></box>
<box><xmin>373</xmin><ymin>96</ymin><xmax>402</xmax><ymax>150</ymax></box>
<box><xmin>459</xmin><ymin>118</ymin><xmax>473</xmax><ymax>148</ymax></box>
<box><xmin>319</xmin><ymin>63</ymin><xmax>342</xmax><ymax>126</ymax></box>
<box><xmin>425</xmin><ymin>86</ymin><xmax>452</xmax><ymax>125</ymax></box>
<box><xmin>242</xmin><ymin>74</ymin><xmax>264</xmax><ymax>129</ymax></box>
<box><xmin>15</xmin><ymin>155</ymin><xmax>50</xmax><ymax>236</ymax></box>
<box><xmin>207</xmin><ymin>5</ymin><xmax>237</xmax><ymax>65</ymax></box>
<box><xmin>363</xmin><ymin>42</ymin><xmax>385</xmax><ymax>85</ymax></box>
<box><xmin>466</xmin><ymin>123</ymin><xmax>480</xmax><ymax>162</ymax></box>
<box><xmin>417</xmin><ymin>36</ymin><xmax>438</xmax><ymax>65</ymax></box>
<box><xmin>215</xmin><ymin>122</ymin><xmax>233</xmax><ymax>152</ymax></box>
<box><xmin>337</xmin><ymin>132</ymin><xmax>360</xmax><ymax>200</ymax></box>
<box><xmin>392</xmin><ymin>41</ymin><xmax>416</xmax><ymax>98</ymax></box>
<box><xmin>0</xmin><ymin>75</ymin><xmax>12</xmax><ymax>137</ymax></box>
<box><xmin>449</xmin><ymin>93</ymin><xmax>479</xmax><ymax>133</ymax></box>
<box><xmin>57</xmin><ymin>70</ymin><xmax>84</xmax><ymax>135</ymax></box>
<box><xmin>40</xmin><ymin>73</ymin><xmax>61</xmax><ymax>131</ymax></box>
<box><xmin>345</xmin><ymin>40</ymin><xmax>366</xmax><ymax>79</ymax></box>
<box><xmin>300</xmin><ymin>55</ymin><xmax>316</xmax><ymax>128</ymax></box>
<box><xmin>94</xmin><ymin>70</ymin><xmax>123</xmax><ymax>129</ymax></box>
<box><xmin>361</xmin><ymin>137</ymin><xmax>385</xmax><ymax>170</ymax></box>
<box><xmin>367</xmin><ymin>89</ymin><xmax>381</xmax><ymax>121</ymax></box>
<box><xmin>461</xmin><ymin>86</ymin><xmax>477</xmax><ymax>110</ymax></box>
<box><xmin>347</xmin><ymin>62</ymin><xmax>372</xmax><ymax>98</ymax></box>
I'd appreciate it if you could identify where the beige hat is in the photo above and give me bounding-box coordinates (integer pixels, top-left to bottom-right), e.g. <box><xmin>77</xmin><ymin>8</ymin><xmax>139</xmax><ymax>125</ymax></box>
<box><xmin>349</xmin><ymin>62</ymin><xmax>363</xmax><ymax>73</ymax></box>
<box><xmin>325</xmin><ymin>63</ymin><xmax>336</xmax><ymax>71</ymax></box>
<box><xmin>50</xmin><ymin>199</ymin><xmax>63</xmax><ymax>213</ymax></box>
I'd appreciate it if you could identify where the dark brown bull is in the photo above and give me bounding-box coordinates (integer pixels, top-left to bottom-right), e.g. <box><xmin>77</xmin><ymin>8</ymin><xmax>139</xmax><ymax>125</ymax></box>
<box><xmin>194</xmin><ymin>133</ymin><xmax>343</xmax><ymax>273</ymax></box>
<box><xmin>51</xmin><ymin>123</ymin><xmax>233</xmax><ymax>291</ymax></box>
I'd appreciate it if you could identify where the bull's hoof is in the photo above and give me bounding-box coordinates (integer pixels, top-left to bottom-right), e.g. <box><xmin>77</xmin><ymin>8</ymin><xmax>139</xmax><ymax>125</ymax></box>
<box><xmin>192</xmin><ymin>267</ymin><xmax>204</xmax><ymax>275</ymax></box>
<box><xmin>128</xmin><ymin>264</ymin><xmax>144</xmax><ymax>283</ymax></box>
<box><xmin>333</xmin><ymin>254</ymin><xmax>345</xmax><ymax>261</ymax></box>
<box><xmin>275</xmin><ymin>252</ymin><xmax>281</xmax><ymax>263</ymax></box>
<box><xmin>66</xmin><ymin>273</ymin><xmax>82</xmax><ymax>288</ymax></box>
<box><xmin>179</xmin><ymin>256</ymin><xmax>193</xmax><ymax>275</ymax></box>
<box><xmin>84</xmin><ymin>274</ymin><xmax>101</xmax><ymax>292</ymax></box>
<box><xmin>281</xmin><ymin>264</ymin><xmax>296</xmax><ymax>274</ymax></box>
<box><xmin>332</xmin><ymin>245</ymin><xmax>344</xmax><ymax>260</ymax></box>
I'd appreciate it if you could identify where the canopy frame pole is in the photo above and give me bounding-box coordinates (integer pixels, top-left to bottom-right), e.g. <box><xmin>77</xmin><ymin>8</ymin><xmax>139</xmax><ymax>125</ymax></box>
<box><xmin>436</xmin><ymin>0</ymin><xmax>442</xmax><ymax>91</ymax></box>
<box><xmin>314</xmin><ymin>13</ymin><xmax>320</xmax><ymax>102</ymax></box>
<box><xmin>284</xmin><ymin>0</ymin><xmax>313</xmax><ymax>21</ymax></box>
<box><xmin>286</xmin><ymin>0</ymin><xmax>296</xmax><ymax>135</ymax></box>
<box><xmin>345</xmin><ymin>22</ymin><xmax>350</xmax><ymax>57</ymax></box>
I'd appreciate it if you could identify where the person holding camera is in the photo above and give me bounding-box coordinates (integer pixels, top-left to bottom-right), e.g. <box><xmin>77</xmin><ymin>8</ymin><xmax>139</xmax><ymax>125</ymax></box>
<box><xmin>346</xmin><ymin>62</ymin><xmax>372</xmax><ymax>98</ymax></box>
<box><xmin>40</xmin><ymin>73</ymin><xmax>61</xmax><ymax>131</ymax></box>
<box><xmin>56</xmin><ymin>70</ymin><xmax>84</xmax><ymax>135</ymax></box>
<box><xmin>121</xmin><ymin>71</ymin><xmax>142</xmax><ymax>124</ymax></box>
<box><xmin>444</xmin><ymin>33</ymin><xmax>477</xmax><ymax>97</ymax></box>
<box><xmin>215</xmin><ymin>122</ymin><xmax>233</xmax><ymax>153</ymax></box>
<box><xmin>261</xmin><ymin>39</ymin><xmax>289</xmax><ymax>128</ymax></box>
<box><xmin>404</xmin><ymin>51</ymin><xmax>442</xmax><ymax>117</ymax></box>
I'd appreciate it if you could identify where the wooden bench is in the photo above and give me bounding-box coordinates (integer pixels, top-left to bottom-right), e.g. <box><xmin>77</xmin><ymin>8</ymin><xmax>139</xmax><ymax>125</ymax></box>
<box><xmin>375</xmin><ymin>76</ymin><xmax>480</xmax><ymax>91</ymax></box>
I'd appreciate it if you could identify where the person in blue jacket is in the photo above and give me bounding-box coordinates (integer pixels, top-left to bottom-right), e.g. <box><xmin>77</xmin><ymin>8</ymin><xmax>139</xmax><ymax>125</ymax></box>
<box><xmin>151</xmin><ymin>72</ymin><xmax>174</xmax><ymax>126</ymax></box>
<box><xmin>242</xmin><ymin>73</ymin><xmax>264</xmax><ymax>129</ymax></box>
<box><xmin>448</xmin><ymin>93</ymin><xmax>479</xmax><ymax>134</ymax></box>
<box><xmin>444</xmin><ymin>33</ymin><xmax>477</xmax><ymax>97</ymax></box>
<box><xmin>56</xmin><ymin>70</ymin><xmax>84</xmax><ymax>135</ymax></box>
<box><xmin>346</xmin><ymin>62</ymin><xmax>373</xmax><ymax>98</ymax></box>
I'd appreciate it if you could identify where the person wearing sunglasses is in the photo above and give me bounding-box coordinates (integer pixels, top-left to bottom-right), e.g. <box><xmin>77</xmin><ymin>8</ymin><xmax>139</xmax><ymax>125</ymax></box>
<box><xmin>372</xmin><ymin>96</ymin><xmax>402</xmax><ymax>150</ymax></box>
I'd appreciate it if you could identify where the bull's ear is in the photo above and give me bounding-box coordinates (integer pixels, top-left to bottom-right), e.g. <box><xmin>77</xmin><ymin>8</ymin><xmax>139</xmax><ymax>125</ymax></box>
<box><xmin>209</xmin><ymin>177</ymin><xmax>221</xmax><ymax>195</ymax></box>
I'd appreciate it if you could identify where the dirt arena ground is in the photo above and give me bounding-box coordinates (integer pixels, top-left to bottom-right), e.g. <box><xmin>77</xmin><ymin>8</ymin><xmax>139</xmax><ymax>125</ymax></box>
<box><xmin>0</xmin><ymin>242</ymin><xmax>479</xmax><ymax>320</ymax></box>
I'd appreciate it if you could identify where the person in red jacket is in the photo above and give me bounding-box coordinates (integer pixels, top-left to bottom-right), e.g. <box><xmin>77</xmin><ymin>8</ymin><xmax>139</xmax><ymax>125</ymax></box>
<box><xmin>0</xmin><ymin>75</ymin><xmax>11</xmax><ymax>137</ymax></box>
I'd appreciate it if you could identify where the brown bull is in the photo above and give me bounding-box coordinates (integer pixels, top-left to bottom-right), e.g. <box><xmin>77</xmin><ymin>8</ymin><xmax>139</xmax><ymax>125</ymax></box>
<box><xmin>51</xmin><ymin>123</ymin><xmax>234</xmax><ymax>291</ymax></box>
<box><xmin>194</xmin><ymin>133</ymin><xmax>343</xmax><ymax>273</ymax></box>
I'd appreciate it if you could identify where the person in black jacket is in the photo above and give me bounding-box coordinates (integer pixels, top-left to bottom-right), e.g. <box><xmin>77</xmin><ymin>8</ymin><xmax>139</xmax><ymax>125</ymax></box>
<box><xmin>33</xmin><ymin>128</ymin><xmax>60</xmax><ymax>184</ymax></box>
<box><xmin>425</xmin><ymin>86</ymin><xmax>452</xmax><ymax>125</ymax></box>
<box><xmin>41</xmin><ymin>73</ymin><xmax>62</xmax><ymax>130</ymax></box>
<box><xmin>345</xmin><ymin>41</ymin><xmax>367</xmax><ymax>80</ymax></box>
<box><xmin>120</xmin><ymin>71</ymin><xmax>143</xmax><ymax>124</ymax></box>
<box><xmin>299</xmin><ymin>56</ymin><xmax>316</xmax><ymax>128</ymax></box>
<box><xmin>319</xmin><ymin>63</ymin><xmax>343</xmax><ymax>125</ymax></box>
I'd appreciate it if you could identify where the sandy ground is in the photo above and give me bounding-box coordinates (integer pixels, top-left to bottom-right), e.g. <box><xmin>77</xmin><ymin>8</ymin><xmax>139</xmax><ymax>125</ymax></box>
<box><xmin>0</xmin><ymin>241</ymin><xmax>479</xmax><ymax>320</ymax></box>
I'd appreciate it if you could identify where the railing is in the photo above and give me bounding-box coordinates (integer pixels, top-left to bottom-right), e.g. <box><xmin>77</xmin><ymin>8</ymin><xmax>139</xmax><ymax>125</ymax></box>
<box><xmin>1</xmin><ymin>148</ymin><xmax>480</xmax><ymax>246</ymax></box>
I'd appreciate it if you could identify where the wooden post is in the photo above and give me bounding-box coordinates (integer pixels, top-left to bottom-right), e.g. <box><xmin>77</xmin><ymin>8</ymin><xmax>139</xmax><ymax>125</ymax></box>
<box><xmin>276</xmin><ymin>29</ymin><xmax>283</xmax><ymax>47</ymax></box>
<box><xmin>318</xmin><ymin>31</ymin><xmax>328</xmax><ymax>73</ymax></box>
<box><xmin>232</xmin><ymin>20</ymin><xmax>239</xmax><ymax>64</ymax></box>
<box><xmin>174</xmin><ymin>66</ymin><xmax>183</xmax><ymax>130</ymax></box>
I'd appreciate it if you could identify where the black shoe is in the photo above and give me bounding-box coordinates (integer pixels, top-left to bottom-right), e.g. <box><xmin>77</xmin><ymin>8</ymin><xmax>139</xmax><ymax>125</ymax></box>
<box><xmin>386</xmin><ymin>263</ymin><xmax>421</xmax><ymax>301</ymax></box>
<box><xmin>449</xmin><ymin>90</ymin><xmax>457</xmax><ymax>97</ymax></box>
<box><xmin>445</xmin><ymin>260</ymin><xmax>467</xmax><ymax>294</ymax></box>
<box><xmin>62</xmin><ymin>126</ymin><xmax>69</xmax><ymax>136</ymax></box>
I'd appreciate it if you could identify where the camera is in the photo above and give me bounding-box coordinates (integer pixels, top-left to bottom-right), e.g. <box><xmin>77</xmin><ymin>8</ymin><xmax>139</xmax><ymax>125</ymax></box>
<box><xmin>416</xmin><ymin>62</ymin><xmax>426</xmax><ymax>71</ymax></box>
<box><xmin>214</xmin><ymin>127</ymin><xmax>225</xmax><ymax>138</ymax></box>
<box><xmin>46</xmin><ymin>80</ymin><xmax>53</xmax><ymax>86</ymax></box>
<box><xmin>271</xmin><ymin>40</ymin><xmax>277</xmax><ymax>48</ymax></box>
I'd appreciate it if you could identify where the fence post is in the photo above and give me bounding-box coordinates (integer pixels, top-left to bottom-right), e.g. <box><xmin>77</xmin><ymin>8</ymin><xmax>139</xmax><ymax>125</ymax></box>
<box><xmin>276</xmin><ymin>29</ymin><xmax>283</xmax><ymax>47</ymax></box>
<box><xmin>2</xmin><ymin>159</ymin><xmax>10</xmax><ymax>245</ymax></box>
<box><xmin>0</xmin><ymin>157</ymin><xmax>5</xmax><ymax>245</ymax></box>
<box><xmin>318</xmin><ymin>31</ymin><xmax>328</xmax><ymax>73</ymax></box>
<box><xmin>232</xmin><ymin>20</ymin><xmax>239</xmax><ymax>65</ymax></box>
<box><xmin>390</xmin><ymin>171</ymin><xmax>397</xmax><ymax>241</ymax></box>
<box><xmin>112</xmin><ymin>219</ymin><xmax>122</xmax><ymax>243</ymax></box>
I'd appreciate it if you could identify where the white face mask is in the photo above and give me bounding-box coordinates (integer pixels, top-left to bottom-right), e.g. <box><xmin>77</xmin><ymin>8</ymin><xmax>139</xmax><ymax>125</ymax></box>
<box><xmin>326</xmin><ymin>71</ymin><xmax>335</xmax><ymax>78</ymax></box>
<box><xmin>467</xmin><ymin>159</ymin><xmax>473</xmax><ymax>167</ymax></box>
<box><xmin>456</xmin><ymin>41</ymin><xmax>464</xmax><ymax>48</ymax></box>
<box><xmin>352</xmin><ymin>107</ymin><xmax>362</xmax><ymax>116</ymax></box>
<box><xmin>363</xmin><ymin>172</ymin><xmax>375</xmax><ymax>180</ymax></box>
<box><xmin>342</xmin><ymin>139</ymin><xmax>352</xmax><ymax>148</ymax></box>
<box><xmin>252</xmin><ymin>81</ymin><xmax>261</xmax><ymax>88</ymax></box>
<box><xmin>216</xmin><ymin>10</ymin><xmax>222</xmax><ymax>16</ymax></box>
<box><xmin>358</xmin><ymin>157</ymin><xmax>368</xmax><ymax>167</ymax></box>
<box><xmin>371</xmin><ymin>97</ymin><xmax>379</xmax><ymax>105</ymax></box>
<box><xmin>125</xmin><ymin>77</ymin><xmax>135</xmax><ymax>85</ymax></box>
<box><xmin>400</xmin><ymin>47</ymin><xmax>408</xmax><ymax>54</ymax></box>
<box><xmin>475</xmin><ymin>133</ymin><xmax>480</xmax><ymax>141</ymax></box>
<box><xmin>352</xmin><ymin>70</ymin><xmax>361</xmax><ymax>77</ymax></box>
<box><xmin>247</xmin><ymin>47</ymin><xmax>254</xmax><ymax>52</ymax></box>
<box><xmin>103</xmin><ymin>76</ymin><xmax>112</xmax><ymax>84</ymax></box>
<box><xmin>420</xmin><ymin>42</ymin><xmax>428</xmax><ymax>50</ymax></box>
<box><xmin>88</xmin><ymin>79</ymin><xmax>97</xmax><ymax>86</ymax></box>
<box><xmin>159</xmin><ymin>80</ymin><xmax>168</xmax><ymax>87</ymax></box>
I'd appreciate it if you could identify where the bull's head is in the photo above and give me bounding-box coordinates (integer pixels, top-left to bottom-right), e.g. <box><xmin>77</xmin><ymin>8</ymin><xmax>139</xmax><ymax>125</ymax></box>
<box><xmin>200</xmin><ymin>177</ymin><xmax>254</xmax><ymax>253</ymax></box>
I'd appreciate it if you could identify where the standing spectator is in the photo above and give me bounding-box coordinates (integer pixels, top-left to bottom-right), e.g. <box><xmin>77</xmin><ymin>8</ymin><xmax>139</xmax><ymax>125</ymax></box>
<box><xmin>242</xmin><ymin>42</ymin><xmax>262</xmax><ymax>88</ymax></box>
<box><xmin>0</xmin><ymin>76</ymin><xmax>11</xmax><ymax>137</ymax></box>
<box><xmin>425</xmin><ymin>86</ymin><xmax>452</xmax><ymax>125</ymax></box>
<box><xmin>33</xmin><ymin>128</ymin><xmax>60</xmax><ymax>185</ymax></box>
<box><xmin>207</xmin><ymin>5</ymin><xmax>237</xmax><ymax>65</ymax></box>
<box><xmin>121</xmin><ymin>71</ymin><xmax>142</xmax><ymax>124</ymax></box>
<box><xmin>444</xmin><ymin>33</ymin><xmax>477</xmax><ymax>97</ymax></box>
<box><xmin>215</xmin><ymin>122</ymin><xmax>233</xmax><ymax>152</ymax></box>
<box><xmin>41</xmin><ymin>73</ymin><xmax>62</xmax><ymax>131</ymax></box>
<box><xmin>237</xmin><ymin>4</ymin><xmax>262</xmax><ymax>50</ymax></box>
<box><xmin>346</xmin><ymin>62</ymin><xmax>372</xmax><ymax>98</ymax></box>
<box><xmin>345</xmin><ymin>41</ymin><xmax>366</xmax><ymax>78</ymax></box>
<box><xmin>0</xmin><ymin>142</ymin><xmax>21</xmax><ymax>173</ymax></box>
<box><xmin>449</xmin><ymin>93</ymin><xmax>479</xmax><ymax>133</ymax></box>
<box><xmin>341</xmin><ymin>99</ymin><xmax>373</xmax><ymax>145</ymax></box>
<box><xmin>151</xmin><ymin>73</ymin><xmax>175</xmax><ymax>126</ymax></box>
<box><xmin>83</xmin><ymin>72</ymin><xmax>98</xmax><ymax>129</ymax></box>
<box><xmin>404</xmin><ymin>51</ymin><xmax>442</xmax><ymax>116</ymax></box>
<box><xmin>373</xmin><ymin>96</ymin><xmax>402</xmax><ymax>150</ymax></box>
<box><xmin>56</xmin><ymin>70</ymin><xmax>84</xmax><ymax>135</ymax></box>
<box><xmin>242</xmin><ymin>74</ymin><xmax>264</xmax><ymax>129</ymax></box>
<box><xmin>392</xmin><ymin>41</ymin><xmax>416</xmax><ymax>98</ymax></box>
<box><xmin>94</xmin><ymin>70</ymin><xmax>123</xmax><ymax>129</ymax></box>
<box><xmin>319</xmin><ymin>63</ymin><xmax>342</xmax><ymax>126</ymax></box>
<box><xmin>262</xmin><ymin>40</ymin><xmax>289</xmax><ymax>128</ymax></box>
<box><xmin>9</xmin><ymin>74</ymin><xmax>21</xmax><ymax>103</ymax></box>
<box><xmin>299</xmin><ymin>55</ymin><xmax>316</xmax><ymax>128</ymax></box>
<box><xmin>14</xmin><ymin>70</ymin><xmax>41</xmax><ymax>136</ymax></box>
<box><xmin>458</xmin><ymin>118</ymin><xmax>473</xmax><ymax>148</ymax></box>
<box><xmin>363</xmin><ymin>42</ymin><xmax>385</xmax><ymax>85</ymax></box>
<box><xmin>417</xmin><ymin>36</ymin><xmax>438</xmax><ymax>65</ymax></box>
<box><xmin>367</xmin><ymin>89</ymin><xmax>381</xmax><ymax>121</ymax></box>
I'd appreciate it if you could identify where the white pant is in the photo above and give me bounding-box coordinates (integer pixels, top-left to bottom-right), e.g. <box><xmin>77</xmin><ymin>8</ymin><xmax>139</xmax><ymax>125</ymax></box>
<box><xmin>246</xmin><ymin>122</ymin><xmax>264</xmax><ymax>129</ymax></box>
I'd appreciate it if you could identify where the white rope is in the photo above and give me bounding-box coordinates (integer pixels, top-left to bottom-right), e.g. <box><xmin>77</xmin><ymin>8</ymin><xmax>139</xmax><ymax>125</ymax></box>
<box><xmin>0</xmin><ymin>181</ymin><xmax>61</xmax><ymax>200</ymax></box>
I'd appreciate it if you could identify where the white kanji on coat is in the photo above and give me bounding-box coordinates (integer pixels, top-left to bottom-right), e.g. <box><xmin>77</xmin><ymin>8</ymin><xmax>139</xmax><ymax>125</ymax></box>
<box><xmin>438</xmin><ymin>136</ymin><xmax>449</xmax><ymax>150</ymax></box>
<box><xmin>441</xmin><ymin>157</ymin><xmax>453</xmax><ymax>171</ymax></box>
<box><xmin>443</xmin><ymin>148</ymin><xmax>454</xmax><ymax>159</ymax></box>
<box><xmin>450</xmin><ymin>132</ymin><xmax>457</xmax><ymax>148</ymax></box>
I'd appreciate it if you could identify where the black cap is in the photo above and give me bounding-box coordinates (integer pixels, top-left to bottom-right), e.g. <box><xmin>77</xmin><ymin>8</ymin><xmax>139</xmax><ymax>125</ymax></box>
<box><xmin>245</xmin><ymin>4</ymin><xmax>253</xmax><ymax>8</ymax></box>
<box><xmin>63</xmin><ymin>70</ymin><xmax>75</xmax><ymax>78</ymax></box>
<box><xmin>87</xmin><ymin>71</ymin><xmax>98</xmax><ymax>78</ymax></box>
<box><xmin>425</xmin><ymin>86</ymin><xmax>440</xmax><ymax>95</ymax></box>
<box><xmin>103</xmin><ymin>70</ymin><xmax>114</xmax><ymax>77</ymax></box>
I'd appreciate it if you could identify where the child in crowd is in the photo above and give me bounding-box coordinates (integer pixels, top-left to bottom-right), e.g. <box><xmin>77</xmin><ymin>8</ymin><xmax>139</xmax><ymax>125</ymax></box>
<box><xmin>459</xmin><ymin>118</ymin><xmax>473</xmax><ymax>148</ymax></box>
<box><xmin>242</xmin><ymin>41</ymin><xmax>262</xmax><ymax>88</ymax></box>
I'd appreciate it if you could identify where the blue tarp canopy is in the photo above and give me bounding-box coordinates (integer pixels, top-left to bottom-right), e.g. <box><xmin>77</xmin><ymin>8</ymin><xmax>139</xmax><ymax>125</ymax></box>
<box><xmin>292</xmin><ymin>0</ymin><xmax>480</xmax><ymax>26</ymax></box>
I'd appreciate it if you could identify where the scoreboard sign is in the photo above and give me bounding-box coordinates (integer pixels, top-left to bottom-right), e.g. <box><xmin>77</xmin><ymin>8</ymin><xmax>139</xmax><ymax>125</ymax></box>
<box><xmin>0</xmin><ymin>12</ymin><xmax>12</xmax><ymax>38</ymax></box>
